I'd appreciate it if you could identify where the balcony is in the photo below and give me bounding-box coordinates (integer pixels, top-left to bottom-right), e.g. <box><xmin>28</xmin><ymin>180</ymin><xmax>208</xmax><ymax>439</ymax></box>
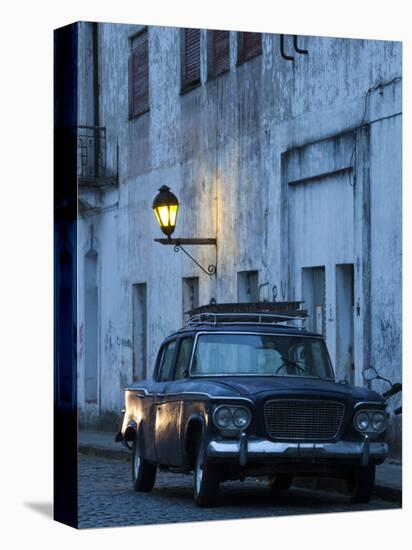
<box><xmin>77</xmin><ymin>125</ymin><xmax>118</xmax><ymax>188</ymax></box>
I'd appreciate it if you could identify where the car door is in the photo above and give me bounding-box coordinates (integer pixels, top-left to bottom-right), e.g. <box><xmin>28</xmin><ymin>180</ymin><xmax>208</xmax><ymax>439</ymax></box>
<box><xmin>154</xmin><ymin>336</ymin><xmax>195</xmax><ymax>466</ymax></box>
<box><xmin>161</xmin><ymin>336</ymin><xmax>195</xmax><ymax>466</ymax></box>
<box><xmin>154</xmin><ymin>339</ymin><xmax>178</xmax><ymax>465</ymax></box>
<box><xmin>141</xmin><ymin>348</ymin><xmax>169</xmax><ymax>462</ymax></box>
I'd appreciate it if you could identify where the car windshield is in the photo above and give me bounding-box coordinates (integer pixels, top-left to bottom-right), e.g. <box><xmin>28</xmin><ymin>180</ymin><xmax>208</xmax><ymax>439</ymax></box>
<box><xmin>191</xmin><ymin>333</ymin><xmax>334</xmax><ymax>379</ymax></box>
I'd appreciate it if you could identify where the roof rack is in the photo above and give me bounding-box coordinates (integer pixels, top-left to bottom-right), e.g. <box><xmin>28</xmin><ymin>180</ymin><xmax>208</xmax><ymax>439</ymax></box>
<box><xmin>185</xmin><ymin>302</ymin><xmax>308</xmax><ymax>328</ymax></box>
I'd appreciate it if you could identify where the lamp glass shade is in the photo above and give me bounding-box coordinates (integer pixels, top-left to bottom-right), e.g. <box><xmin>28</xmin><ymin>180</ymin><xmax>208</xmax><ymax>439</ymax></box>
<box><xmin>152</xmin><ymin>186</ymin><xmax>179</xmax><ymax>237</ymax></box>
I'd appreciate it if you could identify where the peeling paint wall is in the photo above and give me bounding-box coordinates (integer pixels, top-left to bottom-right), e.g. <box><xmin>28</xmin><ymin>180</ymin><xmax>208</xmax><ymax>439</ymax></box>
<box><xmin>77</xmin><ymin>23</ymin><xmax>402</xmax><ymax>454</ymax></box>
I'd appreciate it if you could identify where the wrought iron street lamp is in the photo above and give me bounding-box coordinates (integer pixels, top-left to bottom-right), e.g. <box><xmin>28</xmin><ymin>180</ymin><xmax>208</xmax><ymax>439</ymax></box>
<box><xmin>152</xmin><ymin>186</ymin><xmax>217</xmax><ymax>276</ymax></box>
<box><xmin>152</xmin><ymin>185</ymin><xmax>179</xmax><ymax>238</ymax></box>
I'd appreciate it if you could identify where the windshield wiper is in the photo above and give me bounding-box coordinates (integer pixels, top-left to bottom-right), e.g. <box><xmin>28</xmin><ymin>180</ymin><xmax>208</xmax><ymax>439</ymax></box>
<box><xmin>277</xmin><ymin>356</ymin><xmax>306</xmax><ymax>374</ymax></box>
<box><xmin>280</xmin><ymin>356</ymin><xmax>304</xmax><ymax>368</ymax></box>
<box><xmin>277</xmin><ymin>356</ymin><xmax>329</xmax><ymax>380</ymax></box>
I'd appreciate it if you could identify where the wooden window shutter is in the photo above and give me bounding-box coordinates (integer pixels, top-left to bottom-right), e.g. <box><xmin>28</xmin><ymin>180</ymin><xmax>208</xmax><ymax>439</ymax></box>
<box><xmin>207</xmin><ymin>30</ymin><xmax>230</xmax><ymax>79</ymax></box>
<box><xmin>237</xmin><ymin>32</ymin><xmax>262</xmax><ymax>65</ymax></box>
<box><xmin>181</xmin><ymin>28</ymin><xmax>201</xmax><ymax>92</ymax></box>
<box><xmin>128</xmin><ymin>30</ymin><xmax>149</xmax><ymax>118</ymax></box>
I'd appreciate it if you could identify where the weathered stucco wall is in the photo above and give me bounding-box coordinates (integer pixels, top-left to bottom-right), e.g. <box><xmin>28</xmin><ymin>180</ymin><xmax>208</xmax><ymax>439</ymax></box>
<box><xmin>77</xmin><ymin>23</ymin><xmax>402</xmax><ymax>455</ymax></box>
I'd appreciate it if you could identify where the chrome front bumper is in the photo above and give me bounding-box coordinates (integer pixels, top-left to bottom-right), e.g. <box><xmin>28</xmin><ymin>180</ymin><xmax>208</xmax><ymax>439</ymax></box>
<box><xmin>206</xmin><ymin>437</ymin><xmax>388</xmax><ymax>467</ymax></box>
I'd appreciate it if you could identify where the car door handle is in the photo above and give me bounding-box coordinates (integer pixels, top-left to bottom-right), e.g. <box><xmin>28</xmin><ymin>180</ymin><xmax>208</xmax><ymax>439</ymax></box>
<box><xmin>135</xmin><ymin>393</ymin><xmax>146</xmax><ymax>398</ymax></box>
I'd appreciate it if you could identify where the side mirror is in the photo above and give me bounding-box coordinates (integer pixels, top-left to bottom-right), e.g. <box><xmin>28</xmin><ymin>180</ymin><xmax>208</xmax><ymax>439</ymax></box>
<box><xmin>362</xmin><ymin>366</ymin><xmax>379</xmax><ymax>381</ymax></box>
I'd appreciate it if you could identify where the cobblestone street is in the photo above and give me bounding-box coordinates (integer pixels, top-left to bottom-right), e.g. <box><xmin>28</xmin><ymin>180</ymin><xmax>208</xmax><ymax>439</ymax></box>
<box><xmin>78</xmin><ymin>454</ymin><xmax>400</xmax><ymax>529</ymax></box>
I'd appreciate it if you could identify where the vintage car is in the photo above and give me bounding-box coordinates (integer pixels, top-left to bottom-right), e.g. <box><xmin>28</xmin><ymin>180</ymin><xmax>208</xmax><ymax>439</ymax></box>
<box><xmin>116</xmin><ymin>303</ymin><xmax>388</xmax><ymax>507</ymax></box>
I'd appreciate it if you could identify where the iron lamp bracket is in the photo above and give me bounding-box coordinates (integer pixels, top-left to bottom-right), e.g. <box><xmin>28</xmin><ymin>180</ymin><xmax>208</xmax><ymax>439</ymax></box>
<box><xmin>154</xmin><ymin>238</ymin><xmax>217</xmax><ymax>276</ymax></box>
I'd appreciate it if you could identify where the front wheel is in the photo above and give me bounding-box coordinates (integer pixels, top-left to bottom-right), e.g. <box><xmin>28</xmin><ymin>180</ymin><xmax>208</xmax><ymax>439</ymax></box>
<box><xmin>348</xmin><ymin>464</ymin><xmax>375</xmax><ymax>503</ymax></box>
<box><xmin>193</xmin><ymin>441</ymin><xmax>220</xmax><ymax>507</ymax></box>
<box><xmin>132</xmin><ymin>433</ymin><xmax>157</xmax><ymax>492</ymax></box>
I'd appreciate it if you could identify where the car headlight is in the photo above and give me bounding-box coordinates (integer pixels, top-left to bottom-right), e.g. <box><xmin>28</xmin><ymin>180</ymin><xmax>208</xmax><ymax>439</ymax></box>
<box><xmin>354</xmin><ymin>409</ymin><xmax>387</xmax><ymax>434</ymax></box>
<box><xmin>371</xmin><ymin>411</ymin><xmax>387</xmax><ymax>432</ymax></box>
<box><xmin>213</xmin><ymin>405</ymin><xmax>251</xmax><ymax>431</ymax></box>
<box><xmin>233</xmin><ymin>407</ymin><xmax>251</xmax><ymax>428</ymax></box>
<box><xmin>355</xmin><ymin>411</ymin><xmax>370</xmax><ymax>431</ymax></box>
<box><xmin>214</xmin><ymin>406</ymin><xmax>232</xmax><ymax>429</ymax></box>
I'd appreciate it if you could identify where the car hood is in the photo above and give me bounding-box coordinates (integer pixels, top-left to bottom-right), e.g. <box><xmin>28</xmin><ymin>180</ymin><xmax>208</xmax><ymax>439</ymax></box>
<box><xmin>188</xmin><ymin>376</ymin><xmax>383</xmax><ymax>402</ymax></box>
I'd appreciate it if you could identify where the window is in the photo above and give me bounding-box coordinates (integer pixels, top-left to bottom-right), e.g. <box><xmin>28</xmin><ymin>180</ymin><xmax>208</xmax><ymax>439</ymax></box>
<box><xmin>207</xmin><ymin>30</ymin><xmax>230</xmax><ymax>79</ymax></box>
<box><xmin>182</xmin><ymin>277</ymin><xmax>199</xmax><ymax>323</ymax></box>
<box><xmin>181</xmin><ymin>28</ymin><xmax>201</xmax><ymax>93</ymax></box>
<box><xmin>128</xmin><ymin>30</ymin><xmax>149</xmax><ymax>118</ymax></box>
<box><xmin>236</xmin><ymin>32</ymin><xmax>262</xmax><ymax>65</ymax></box>
<box><xmin>237</xmin><ymin>270</ymin><xmax>259</xmax><ymax>302</ymax></box>
<box><xmin>191</xmin><ymin>334</ymin><xmax>334</xmax><ymax>379</ymax></box>
<box><xmin>174</xmin><ymin>338</ymin><xmax>194</xmax><ymax>379</ymax></box>
<box><xmin>158</xmin><ymin>340</ymin><xmax>177</xmax><ymax>381</ymax></box>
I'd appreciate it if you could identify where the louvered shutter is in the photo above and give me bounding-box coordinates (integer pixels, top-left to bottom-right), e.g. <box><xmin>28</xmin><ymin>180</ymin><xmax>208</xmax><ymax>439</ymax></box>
<box><xmin>181</xmin><ymin>28</ymin><xmax>201</xmax><ymax>92</ymax></box>
<box><xmin>208</xmin><ymin>30</ymin><xmax>230</xmax><ymax>78</ymax></box>
<box><xmin>237</xmin><ymin>32</ymin><xmax>262</xmax><ymax>65</ymax></box>
<box><xmin>128</xmin><ymin>31</ymin><xmax>149</xmax><ymax>118</ymax></box>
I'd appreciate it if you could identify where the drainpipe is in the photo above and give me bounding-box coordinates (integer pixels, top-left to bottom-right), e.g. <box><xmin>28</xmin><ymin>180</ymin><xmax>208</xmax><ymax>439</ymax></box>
<box><xmin>92</xmin><ymin>22</ymin><xmax>100</xmax><ymax>177</ymax></box>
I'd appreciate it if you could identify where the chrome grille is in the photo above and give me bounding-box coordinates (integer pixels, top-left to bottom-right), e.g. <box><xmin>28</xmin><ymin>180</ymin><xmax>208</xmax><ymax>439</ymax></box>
<box><xmin>264</xmin><ymin>399</ymin><xmax>345</xmax><ymax>440</ymax></box>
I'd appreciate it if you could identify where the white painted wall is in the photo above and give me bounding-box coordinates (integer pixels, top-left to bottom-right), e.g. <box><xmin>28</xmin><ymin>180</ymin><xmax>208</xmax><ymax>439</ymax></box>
<box><xmin>76</xmin><ymin>23</ymin><xmax>402</xmax><ymax>454</ymax></box>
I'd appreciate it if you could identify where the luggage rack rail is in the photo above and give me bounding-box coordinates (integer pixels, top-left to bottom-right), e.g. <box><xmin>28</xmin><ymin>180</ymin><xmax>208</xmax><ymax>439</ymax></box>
<box><xmin>185</xmin><ymin>311</ymin><xmax>307</xmax><ymax>328</ymax></box>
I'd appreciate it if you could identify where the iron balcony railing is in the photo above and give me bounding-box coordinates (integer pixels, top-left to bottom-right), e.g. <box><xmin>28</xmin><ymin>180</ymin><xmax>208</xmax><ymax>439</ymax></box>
<box><xmin>77</xmin><ymin>125</ymin><xmax>118</xmax><ymax>186</ymax></box>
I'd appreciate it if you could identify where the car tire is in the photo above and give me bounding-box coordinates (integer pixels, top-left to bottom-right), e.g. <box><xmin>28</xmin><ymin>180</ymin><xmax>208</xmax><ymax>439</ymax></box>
<box><xmin>193</xmin><ymin>441</ymin><xmax>220</xmax><ymax>507</ymax></box>
<box><xmin>348</xmin><ymin>464</ymin><xmax>375</xmax><ymax>504</ymax></box>
<box><xmin>131</xmin><ymin>433</ymin><xmax>156</xmax><ymax>492</ymax></box>
<box><xmin>269</xmin><ymin>474</ymin><xmax>293</xmax><ymax>492</ymax></box>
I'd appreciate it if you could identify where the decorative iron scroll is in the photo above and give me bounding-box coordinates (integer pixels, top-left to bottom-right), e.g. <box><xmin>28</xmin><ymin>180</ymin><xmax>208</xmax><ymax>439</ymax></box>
<box><xmin>173</xmin><ymin>244</ymin><xmax>216</xmax><ymax>276</ymax></box>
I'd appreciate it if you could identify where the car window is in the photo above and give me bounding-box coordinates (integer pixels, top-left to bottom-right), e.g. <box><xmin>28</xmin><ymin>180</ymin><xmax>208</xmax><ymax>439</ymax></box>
<box><xmin>174</xmin><ymin>338</ymin><xmax>194</xmax><ymax>380</ymax></box>
<box><xmin>191</xmin><ymin>333</ymin><xmax>334</xmax><ymax>378</ymax></box>
<box><xmin>158</xmin><ymin>340</ymin><xmax>177</xmax><ymax>381</ymax></box>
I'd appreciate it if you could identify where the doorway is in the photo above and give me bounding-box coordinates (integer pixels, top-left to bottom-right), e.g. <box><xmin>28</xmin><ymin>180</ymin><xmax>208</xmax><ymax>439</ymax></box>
<box><xmin>182</xmin><ymin>277</ymin><xmax>199</xmax><ymax>323</ymax></box>
<box><xmin>132</xmin><ymin>283</ymin><xmax>147</xmax><ymax>381</ymax></box>
<box><xmin>302</xmin><ymin>267</ymin><xmax>326</xmax><ymax>336</ymax></box>
<box><xmin>84</xmin><ymin>249</ymin><xmax>98</xmax><ymax>403</ymax></box>
<box><xmin>336</xmin><ymin>264</ymin><xmax>355</xmax><ymax>383</ymax></box>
